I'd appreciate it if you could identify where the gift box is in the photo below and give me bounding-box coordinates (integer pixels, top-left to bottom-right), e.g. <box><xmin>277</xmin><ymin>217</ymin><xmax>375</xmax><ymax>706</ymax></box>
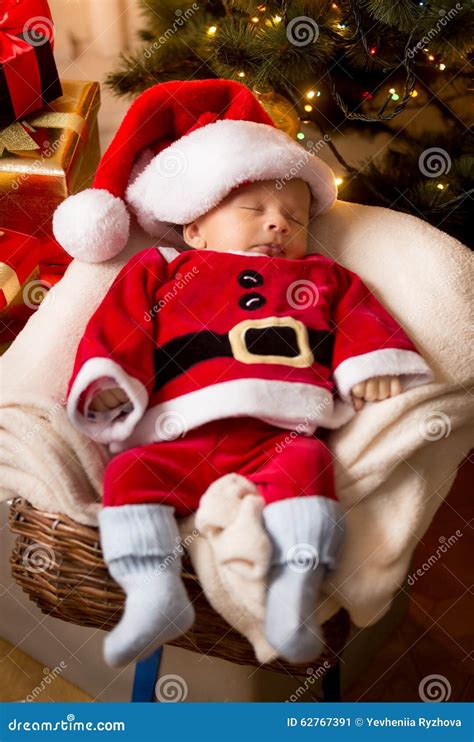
<box><xmin>0</xmin><ymin>227</ymin><xmax>45</xmax><ymax>352</ymax></box>
<box><xmin>0</xmin><ymin>0</ymin><xmax>62</xmax><ymax>128</ymax></box>
<box><xmin>0</xmin><ymin>79</ymin><xmax>101</xmax><ymax>269</ymax></box>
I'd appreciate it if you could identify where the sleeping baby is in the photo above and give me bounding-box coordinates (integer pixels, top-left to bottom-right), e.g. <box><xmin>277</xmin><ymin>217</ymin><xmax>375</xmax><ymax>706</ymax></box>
<box><xmin>65</xmin><ymin>175</ymin><xmax>434</xmax><ymax>668</ymax></box>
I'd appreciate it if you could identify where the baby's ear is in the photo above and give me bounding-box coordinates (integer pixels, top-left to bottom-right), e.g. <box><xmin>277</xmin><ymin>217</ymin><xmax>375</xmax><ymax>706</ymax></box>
<box><xmin>183</xmin><ymin>221</ymin><xmax>206</xmax><ymax>249</ymax></box>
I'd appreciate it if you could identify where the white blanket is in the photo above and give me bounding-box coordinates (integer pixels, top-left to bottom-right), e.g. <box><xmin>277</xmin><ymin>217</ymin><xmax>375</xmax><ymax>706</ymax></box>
<box><xmin>1</xmin><ymin>201</ymin><xmax>472</xmax><ymax>663</ymax></box>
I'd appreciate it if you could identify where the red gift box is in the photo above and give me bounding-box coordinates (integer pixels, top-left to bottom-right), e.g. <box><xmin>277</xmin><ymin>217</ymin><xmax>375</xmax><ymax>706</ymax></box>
<box><xmin>0</xmin><ymin>0</ymin><xmax>62</xmax><ymax>127</ymax></box>
<box><xmin>0</xmin><ymin>227</ymin><xmax>40</xmax><ymax>310</ymax></box>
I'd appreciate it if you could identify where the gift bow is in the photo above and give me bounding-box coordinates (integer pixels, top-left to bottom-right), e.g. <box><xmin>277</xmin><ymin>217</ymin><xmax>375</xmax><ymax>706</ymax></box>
<box><xmin>0</xmin><ymin>0</ymin><xmax>55</xmax><ymax>45</ymax></box>
<box><xmin>0</xmin><ymin>112</ymin><xmax>85</xmax><ymax>157</ymax></box>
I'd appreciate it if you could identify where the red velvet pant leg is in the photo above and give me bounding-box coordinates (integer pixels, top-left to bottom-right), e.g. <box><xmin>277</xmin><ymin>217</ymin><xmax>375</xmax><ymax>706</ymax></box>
<box><xmin>103</xmin><ymin>423</ymin><xmax>220</xmax><ymax>516</ymax></box>
<box><xmin>103</xmin><ymin>417</ymin><xmax>337</xmax><ymax>516</ymax></box>
<box><xmin>235</xmin><ymin>424</ymin><xmax>337</xmax><ymax>505</ymax></box>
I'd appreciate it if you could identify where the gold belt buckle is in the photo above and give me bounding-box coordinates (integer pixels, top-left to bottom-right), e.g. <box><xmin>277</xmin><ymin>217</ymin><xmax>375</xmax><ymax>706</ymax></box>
<box><xmin>228</xmin><ymin>316</ymin><xmax>315</xmax><ymax>367</ymax></box>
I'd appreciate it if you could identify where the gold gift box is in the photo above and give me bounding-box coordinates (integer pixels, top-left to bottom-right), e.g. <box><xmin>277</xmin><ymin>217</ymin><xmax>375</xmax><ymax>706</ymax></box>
<box><xmin>0</xmin><ymin>80</ymin><xmax>101</xmax><ymax>260</ymax></box>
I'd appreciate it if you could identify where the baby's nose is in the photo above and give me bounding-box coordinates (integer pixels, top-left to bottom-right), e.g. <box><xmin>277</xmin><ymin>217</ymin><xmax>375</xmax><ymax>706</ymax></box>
<box><xmin>266</xmin><ymin>214</ymin><xmax>290</xmax><ymax>233</ymax></box>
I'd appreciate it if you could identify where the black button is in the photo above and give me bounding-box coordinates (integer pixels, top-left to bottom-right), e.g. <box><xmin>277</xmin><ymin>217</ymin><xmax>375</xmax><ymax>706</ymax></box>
<box><xmin>239</xmin><ymin>293</ymin><xmax>266</xmax><ymax>311</ymax></box>
<box><xmin>237</xmin><ymin>270</ymin><xmax>264</xmax><ymax>288</ymax></box>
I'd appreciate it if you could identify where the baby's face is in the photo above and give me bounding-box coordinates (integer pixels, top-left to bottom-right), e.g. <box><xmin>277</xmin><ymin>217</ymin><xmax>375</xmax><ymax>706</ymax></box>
<box><xmin>182</xmin><ymin>178</ymin><xmax>311</xmax><ymax>259</ymax></box>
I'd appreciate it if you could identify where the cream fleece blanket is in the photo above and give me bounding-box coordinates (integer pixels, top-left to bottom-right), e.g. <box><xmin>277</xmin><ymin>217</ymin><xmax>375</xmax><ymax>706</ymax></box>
<box><xmin>1</xmin><ymin>201</ymin><xmax>472</xmax><ymax>664</ymax></box>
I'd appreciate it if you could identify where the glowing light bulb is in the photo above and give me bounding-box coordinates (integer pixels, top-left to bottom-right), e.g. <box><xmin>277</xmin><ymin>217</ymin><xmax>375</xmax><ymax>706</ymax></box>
<box><xmin>410</xmin><ymin>89</ymin><xmax>418</xmax><ymax>97</ymax></box>
<box><xmin>335</xmin><ymin>177</ymin><xmax>343</xmax><ymax>186</ymax></box>
<box><xmin>296</xmin><ymin>132</ymin><xmax>305</xmax><ymax>140</ymax></box>
<box><xmin>273</xmin><ymin>14</ymin><xmax>282</xmax><ymax>22</ymax></box>
<box><xmin>251</xmin><ymin>16</ymin><xmax>259</xmax><ymax>23</ymax></box>
<box><xmin>306</xmin><ymin>90</ymin><xmax>316</xmax><ymax>99</ymax></box>
<box><xmin>439</xmin><ymin>63</ymin><xmax>446</xmax><ymax>70</ymax></box>
<box><xmin>428</xmin><ymin>54</ymin><xmax>435</xmax><ymax>61</ymax></box>
<box><xmin>391</xmin><ymin>93</ymin><xmax>400</xmax><ymax>101</ymax></box>
<box><xmin>238</xmin><ymin>71</ymin><xmax>245</xmax><ymax>78</ymax></box>
<box><xmin>304</xmin><ymin>104</ymin><xmax>313</xmax><ymax>112</ymax></box>
<box><xmin>437</xmin><ymin>183</ymin><xmax>445</xmax><ymax>190</ymax></box>
<box><xmin>389</xmin><ymin>88</ymin><xmax>396</xmax><ymax>94</ymax></box>
<box><xmin>207</xmin><ymin>25</ymin><xmax>217</xmax><ymax>35</ymax></box>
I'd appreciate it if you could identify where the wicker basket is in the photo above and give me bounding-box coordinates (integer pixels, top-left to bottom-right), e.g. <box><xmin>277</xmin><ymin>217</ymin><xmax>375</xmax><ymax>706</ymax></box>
<box><xmin>8</xmin><ymin>497</ymin><xmax>350</xmax><ymax>675</ymax></box>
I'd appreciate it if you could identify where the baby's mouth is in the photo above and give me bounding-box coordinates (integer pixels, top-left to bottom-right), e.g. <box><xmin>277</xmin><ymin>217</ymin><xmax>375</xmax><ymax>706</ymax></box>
<box><xmin>251</xmin><ymin>243</ymin><xmax>284</xmax><ymax>256</ymax></box>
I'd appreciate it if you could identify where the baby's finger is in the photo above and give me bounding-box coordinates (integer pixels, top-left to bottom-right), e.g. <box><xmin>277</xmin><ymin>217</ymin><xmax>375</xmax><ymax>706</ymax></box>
<box><xmin>352</xmin><ymin>396</ymin><xmax>365</xmax><ymax>411</ymax></box>
<box><xmin>364</xmin><ymin>378</ymin><xmax>379</xmax><ymax>401</ymax></box>
<box><xmin>351</xmin><ymin>382</ymin><xmax>366</xmax><ymax>398</ymax></box>
<box><xmin>111</xmin><ymin>388</ymin><xmax>129</xmax><ymax>404</ymax></box>
<box><xmin>377</xmin><ymin>377</ymin><xmax>391</xmax><ymax>400</ymax></box>
<box><xmin>89</xmin><ymin>396</ymin><xmax>107</xmax><ymax>411</ymax></box>
<box><xmin>100</xmin><ymin>389</ymin><xmax>125</xmax><ymax>409</ymax></box>
<box><xmin>390</xmin><ymin>377</ymin><xmax>402</xmax><ymax>397</ymax></box>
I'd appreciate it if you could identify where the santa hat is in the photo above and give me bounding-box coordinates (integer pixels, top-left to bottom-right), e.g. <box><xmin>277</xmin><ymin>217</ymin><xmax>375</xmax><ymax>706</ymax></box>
<box><xmin>53</xmin><ymin>79</ymin><xmax>338</xmax><ymax>263</ymax></box>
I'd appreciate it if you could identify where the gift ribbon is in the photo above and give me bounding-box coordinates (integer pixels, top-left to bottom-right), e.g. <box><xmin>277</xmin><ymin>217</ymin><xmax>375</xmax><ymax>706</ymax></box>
<box><xmin>0</xmin><ymin>111</ymin><xmax>85</xmax><ymax>156</ymax></box>
<box><xmin>0</xmin><ymin>1</ymin><xmax>60</xmax><ymax>126</ymax></box>
<box><xmin>0</xmin><ymin>262</ymin><xmax>21</xmax><ymax>306</ymax></box>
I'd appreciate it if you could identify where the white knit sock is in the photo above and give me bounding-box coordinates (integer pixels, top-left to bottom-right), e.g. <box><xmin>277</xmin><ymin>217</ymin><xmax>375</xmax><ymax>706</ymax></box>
<box><xmin>262</xmin><ymin>496</ymin><xmax>345</xmax><ymax>664</ymax></box>
<box><xmin>99</xmin><ymin>504</ymin><xmax>195</xmax><ymax>668</ymax></box>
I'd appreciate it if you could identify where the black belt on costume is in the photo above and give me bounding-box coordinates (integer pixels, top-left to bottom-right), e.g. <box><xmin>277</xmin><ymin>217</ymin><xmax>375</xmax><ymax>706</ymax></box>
<box><xmin>153</xmin><ymin>324</ymin><xmax>334</xmax><ymax>391</ymax></box>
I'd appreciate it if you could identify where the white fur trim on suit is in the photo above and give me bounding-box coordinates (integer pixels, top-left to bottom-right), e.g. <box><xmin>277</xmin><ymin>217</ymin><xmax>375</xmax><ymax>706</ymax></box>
<box><xmin>108</xmin><ymin>378</ymin><xmax>356</xmax><ymax>453</ymax></box>
<box><xmin>53</xmin><ymin>189</ymin><xmax>130</xmax><ymax>263</ymax></box>
<box><xmin>333</xmin><ymin>348</ymin><xmax>435</xmax><ymax>402</ymax></box>
<box><xmin>126</xmin><ymin>119</ymin><xmax>337</xmax><ymax>235</ymax></box>
<box><xmin>67</xmin><ymin>358</ymin><xmax>149</xmax><ymax>443</ymax></box>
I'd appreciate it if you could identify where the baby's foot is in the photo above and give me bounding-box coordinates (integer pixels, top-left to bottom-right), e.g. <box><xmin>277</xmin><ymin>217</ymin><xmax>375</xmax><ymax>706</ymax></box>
<box><xmin>104</xmin><ymin>557</ymin><xmax>195</xmax><ymax>667</ymax></box>
<box><xmin>264</xmin><ymin>562</ymin><xmax>327</xmax><ymax>664</ymax></box>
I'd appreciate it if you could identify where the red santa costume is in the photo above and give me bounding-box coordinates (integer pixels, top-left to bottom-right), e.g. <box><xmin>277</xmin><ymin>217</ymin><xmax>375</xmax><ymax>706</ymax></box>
<box><xmin>52</xmin><ymin>79</ymin><xmax>434</xmax><ymax>667</ymax></box>
<box><xmin>66</xmin><ymin>244</ymin><xmax>433</xmax><ymax>514</ymax></box>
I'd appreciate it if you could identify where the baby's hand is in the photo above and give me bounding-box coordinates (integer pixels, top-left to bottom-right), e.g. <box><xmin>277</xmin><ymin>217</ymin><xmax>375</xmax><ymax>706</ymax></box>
<box><xmin>351</xmin><ymin>376</ymin><xmax>402</xmax><ymax>411</ymax></box>
<box><xmin>89</xmin><ymin>387</ymin><xmax>130</xmax><ymax>412</ymax></box>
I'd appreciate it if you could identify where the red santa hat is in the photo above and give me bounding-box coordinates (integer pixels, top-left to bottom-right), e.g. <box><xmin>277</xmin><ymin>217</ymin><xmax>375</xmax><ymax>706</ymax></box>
<box><xmin>53</xmin><ymin>78</ymin><xmax>338</xmax><ymax>263</ymax></box>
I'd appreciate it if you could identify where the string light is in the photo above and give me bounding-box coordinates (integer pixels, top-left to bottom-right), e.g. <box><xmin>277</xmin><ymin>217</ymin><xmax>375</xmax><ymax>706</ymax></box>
<box><xmin>369</xmin><ymin>47</ymin><xmax>377</xmax><ymax>55</ymax></box>
<box><xmin>391</xmin><ymin>92</ymin><xmax>400</xmax><ymax>101</ymax></box>
<box><xmin>439</xmin><ymin>63</ymin><xmax>446</xmax><ymax>70</ymax></box>
<box><xmin>428</xmin><ymin>54</ymin><xmax>435</xmax><ymax>61</ymax></box>
<box><xmin>304</xmin><ymin>104</ymin><xmax>313</xmax><ymax>112</ymax></box>
<box><xmin>306</xmin><ymin>90</ymin><xmax>316</xmax><ymax>99</ymax></box>
<box><xmin>251</xmin><ymin>16</ymin><xmax>260</xmax><ymax>23</ymax></box>
<box><xmin>437</xmin><ymin>183</ymin><xmax>446</xmax><ymax>190</ymax></box>
<box><xmin>238</xmin><ymin>71</ymin><xmax>245</xmax><ymax>78</ymax></box>
<box><xmin>207</xmin><ymin>25</ymin><xmax>217</xmax><ymax>35</ymax></box>
<box><xmin>363</xmin><ymin>91</ymin><xmax>373</xmax><ymax>100</ymax></box>
<box><xmin>389</xmin><ymin>88</ymin><xmax>396</xmax><ymax>94</ymax></box>
<box><xmin>296</xmin><ymin>132</ymin><xmax>305</xmax><ymax>140</ymax></box>
<box><xmin>273</xmin><ymin>14</ymin><xmax>282</xmax><ymax>22</ymax></box>
<box><xmin>337</xmin><ymin>22</ymin><xmax>346</xmax><ymax>29</ymax></box>
<box><xmin>335</xmin><ymin>177</ymin><xmax>344</xmax><ymax>186</ymax></box>
<box><xmin>410</xmin><ymin>89</ymin><xmax>418</xmax><ymax>97</ymax></box>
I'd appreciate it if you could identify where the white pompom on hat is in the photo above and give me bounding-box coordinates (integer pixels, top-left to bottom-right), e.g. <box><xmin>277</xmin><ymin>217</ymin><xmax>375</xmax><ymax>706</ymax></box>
<box><xmin>53</xmin><ymin>78</ymin><xmax>338</xmax><ymax>263</ymax></box>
